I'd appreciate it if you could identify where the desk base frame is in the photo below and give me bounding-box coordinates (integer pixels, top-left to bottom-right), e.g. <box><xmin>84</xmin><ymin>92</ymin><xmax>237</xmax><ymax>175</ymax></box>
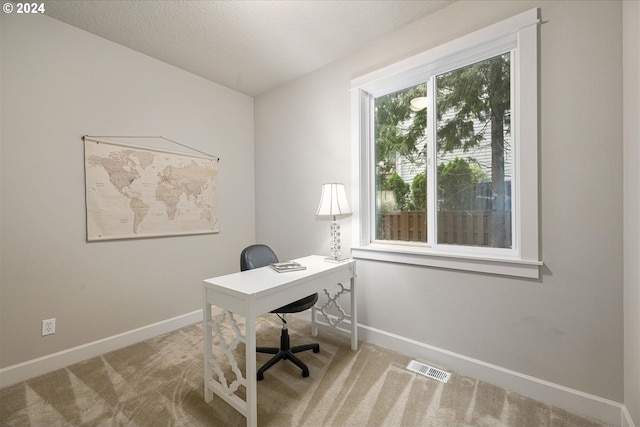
<box><xmin>203</xmin><ymin>259</ymin><xmax>356</xmax><ymax>427</ymax></box>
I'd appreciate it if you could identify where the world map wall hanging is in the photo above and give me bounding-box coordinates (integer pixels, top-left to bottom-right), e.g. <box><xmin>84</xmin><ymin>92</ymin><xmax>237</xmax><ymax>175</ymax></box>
<box><xmin>83</xmin><ymin>136</ymin><xmax>219</xmax><ymax>241</ymax></box>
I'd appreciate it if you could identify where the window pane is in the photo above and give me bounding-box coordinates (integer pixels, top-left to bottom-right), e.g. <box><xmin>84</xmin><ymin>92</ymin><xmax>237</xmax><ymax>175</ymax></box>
<box><xmin>436</xmin><ymin>53</ymin><xmax>512</xmax><ymax>248</ymax></box>
<box><xmin>374</xmin><ymin>83</ymin><xmax>428</xmax><ymax>242</ymax></box>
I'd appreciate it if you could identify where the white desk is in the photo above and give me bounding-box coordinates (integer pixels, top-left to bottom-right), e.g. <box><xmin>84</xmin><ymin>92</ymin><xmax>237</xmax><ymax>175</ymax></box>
<box><xmin>202</xmin><ymin>255</ymin><xmax>357</xmax><ymax>427</ymax></box>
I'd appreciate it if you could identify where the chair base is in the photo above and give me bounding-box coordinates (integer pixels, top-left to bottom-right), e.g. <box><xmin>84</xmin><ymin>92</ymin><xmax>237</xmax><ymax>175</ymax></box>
<box><xmin>256</xmin><ymin>328</ymin><xmax>319</xmax><ymax>381</ymax></box>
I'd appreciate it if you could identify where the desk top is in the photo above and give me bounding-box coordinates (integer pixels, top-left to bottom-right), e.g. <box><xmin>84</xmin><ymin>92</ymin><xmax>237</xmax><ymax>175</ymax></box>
<box><xmin>203</xmin><ymin>255</ymin><xmax>355</xmax><ymax>300</ymax></box>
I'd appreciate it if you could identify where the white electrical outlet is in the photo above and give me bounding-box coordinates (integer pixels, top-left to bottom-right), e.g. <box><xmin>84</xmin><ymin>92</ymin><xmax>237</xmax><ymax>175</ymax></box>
<box><xmin>42</xmin><ymin>318</ymin><xmax>56</xmax><ymax>336</ymax></box>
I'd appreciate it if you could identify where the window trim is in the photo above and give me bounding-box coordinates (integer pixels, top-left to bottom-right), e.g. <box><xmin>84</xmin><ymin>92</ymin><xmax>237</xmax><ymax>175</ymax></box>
<box><xmin>350</xmin><ymin>8</ymin><xmax>542</xmax><ymax>278</ymax></box>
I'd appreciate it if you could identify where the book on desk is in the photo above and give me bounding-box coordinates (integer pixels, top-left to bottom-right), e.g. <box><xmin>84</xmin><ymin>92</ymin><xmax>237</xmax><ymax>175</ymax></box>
<box><xmin>270</xmin><ymin>261</ymin><xmax>307</xmax><ymax>272</ymax></box>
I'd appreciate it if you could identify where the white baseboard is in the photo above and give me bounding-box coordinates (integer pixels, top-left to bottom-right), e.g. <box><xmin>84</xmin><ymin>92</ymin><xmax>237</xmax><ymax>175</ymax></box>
<box><xmin>358</xmin><ymin>323</ymin><xmax>630</xmax><ymax>427</ymax></box>
<box><xmin>0</xmin><ymin>310</ymin><xmax>202</xmax><ymax>389</ymax></box>
<box><xmin>622</xmin><ymin>406</ymin><xmax>638</xmax><ymax>427</ymax></box>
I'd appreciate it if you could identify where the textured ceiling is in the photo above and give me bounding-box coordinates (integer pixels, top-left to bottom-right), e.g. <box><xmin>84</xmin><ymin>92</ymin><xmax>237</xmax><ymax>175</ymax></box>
<box><xmin>43</xmin><ymin>0</ymin><xmax>455</xmax><ymax>96</ymax></box>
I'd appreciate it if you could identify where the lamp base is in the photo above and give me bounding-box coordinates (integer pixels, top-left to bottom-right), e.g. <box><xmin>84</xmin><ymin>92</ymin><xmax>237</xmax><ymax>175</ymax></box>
<box><xmin>324</xmin><ymin>257</ymin><xmax>350</xmax><ymax>263</ymax></box>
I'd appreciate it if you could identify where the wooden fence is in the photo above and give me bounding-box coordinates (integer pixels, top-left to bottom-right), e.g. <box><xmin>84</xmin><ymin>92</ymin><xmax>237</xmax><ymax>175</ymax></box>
<box><xmin>378</xmin><ymin>211</ymin><xmax>427</xmax><ymax>242</ymax></box>
<box><xmin>378</xmin><ymin>210</ymin><xmax>511</xmax><ymax>246</ymax></box>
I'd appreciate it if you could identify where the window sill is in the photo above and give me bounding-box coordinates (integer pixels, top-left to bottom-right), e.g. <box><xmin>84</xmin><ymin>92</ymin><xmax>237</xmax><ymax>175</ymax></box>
<box><xmin>351</xmin><ymin>244</ymin><xmax>542</xmax><ymax>279</ymax></box>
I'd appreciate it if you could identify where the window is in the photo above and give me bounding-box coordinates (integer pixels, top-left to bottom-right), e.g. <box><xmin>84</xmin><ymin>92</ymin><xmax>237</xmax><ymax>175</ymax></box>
<box><xmin>351</xmin><ymin>9</ymin><xmax>541</xmax><ymax>278</ymax></box>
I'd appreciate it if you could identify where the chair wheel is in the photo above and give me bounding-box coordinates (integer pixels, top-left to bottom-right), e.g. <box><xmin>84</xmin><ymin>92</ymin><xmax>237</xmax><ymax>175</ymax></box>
<box><xmin>257</xmin><ymin>372</ymin><xmax>264</xmax><ymax>381</ymax></box>
<box><xmin>302</xmin><ymin>368</ymin><xmax>309</xmax><ymax>377</ymax></box>
<box><xmin>313</xmin><ymin>347</ymin><xmax>320</xmax><ymax>353</ymax></box>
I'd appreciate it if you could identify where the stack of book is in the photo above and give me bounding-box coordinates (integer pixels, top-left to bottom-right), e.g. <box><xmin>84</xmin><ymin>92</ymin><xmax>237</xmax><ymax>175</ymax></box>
<box><xmin>270</xmin><ymin>261</ymin><xmax>306</xmax><ymax>273</ymax></box>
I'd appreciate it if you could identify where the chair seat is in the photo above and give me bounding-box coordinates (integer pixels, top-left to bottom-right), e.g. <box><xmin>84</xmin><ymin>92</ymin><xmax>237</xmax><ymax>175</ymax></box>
<box><xmin>273</xmin><ymin>293</ymin><xmax>318</xmax><ymax>314</ymax></box>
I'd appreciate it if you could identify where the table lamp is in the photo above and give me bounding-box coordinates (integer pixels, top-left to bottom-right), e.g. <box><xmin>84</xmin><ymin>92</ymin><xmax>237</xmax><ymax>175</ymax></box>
<box><xmin>316</xmin><ymin>183</ymin><xmax>352</xmax><ymax>262</ymax></box>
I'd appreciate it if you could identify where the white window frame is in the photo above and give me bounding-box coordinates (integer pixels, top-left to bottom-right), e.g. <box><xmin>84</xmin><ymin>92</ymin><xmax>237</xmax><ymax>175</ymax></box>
<box><xmin>350</xmin><ymin>8</ymin><xmax>542</xmax><ymax>278</ymax></box>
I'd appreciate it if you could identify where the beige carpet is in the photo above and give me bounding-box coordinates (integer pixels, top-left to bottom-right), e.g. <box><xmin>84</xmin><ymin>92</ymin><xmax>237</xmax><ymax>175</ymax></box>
<box><xmin>0</xmin><ymin>315</ymin><xmax>611</xmax><ymax>427</ymax></box>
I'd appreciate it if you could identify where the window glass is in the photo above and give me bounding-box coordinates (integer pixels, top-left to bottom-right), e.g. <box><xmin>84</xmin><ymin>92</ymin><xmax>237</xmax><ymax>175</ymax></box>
<box><xmin>372</xmin><ymin>53</ymin><xmax>512</xmax><ymax>249</ymax></box>
<box><xmin>374</xmin><ymin>83</ymin><xmax>427</xmax><ymax>243</ymax></box>
<box><xmin>436</xmin><ymin>53</ymin><xmax>512</xmax><ymax>248</ymax></box>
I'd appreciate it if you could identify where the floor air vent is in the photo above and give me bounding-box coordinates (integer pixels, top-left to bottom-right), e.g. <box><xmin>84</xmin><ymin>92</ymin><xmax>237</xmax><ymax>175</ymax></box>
<box><xmin>407</xmin><ymin>360</ymin><xmax>451</xmax><ymax>383</ymax></box>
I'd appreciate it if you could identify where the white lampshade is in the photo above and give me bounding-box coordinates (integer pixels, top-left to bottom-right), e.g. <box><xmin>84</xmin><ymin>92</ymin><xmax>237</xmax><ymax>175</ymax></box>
<box><xmin>316</xmin><ymin>183</ymin><xmax>352</xmax><ymax>218</ymax></box>
<box><xmin>409</xmin><ymin>96</ymin><xmax>428</xmax><ymax>112</ymax></box>
<box><xmin>377</xmin><ymin>190</ymin><xmax>397</xmax><ymax>212</ymax></box>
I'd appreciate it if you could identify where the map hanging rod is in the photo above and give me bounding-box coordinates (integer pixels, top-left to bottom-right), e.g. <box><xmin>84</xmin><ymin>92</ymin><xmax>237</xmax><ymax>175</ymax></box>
<box><xmin>82</xmin><ymin>135</ymin><xmax>219</xmax><ymax>161</ymax></box>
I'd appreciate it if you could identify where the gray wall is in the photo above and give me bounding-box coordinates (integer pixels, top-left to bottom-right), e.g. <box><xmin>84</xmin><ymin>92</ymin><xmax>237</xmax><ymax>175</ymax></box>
<box><xmin>623</xmin><ymin>1</ymin><xmax>640</xmax><ymax>424</ymax></box>
<box><xmin>255</xmin><ymin>0</ymin><xmax>625</xmax><ymax>402</ymax></box>
<box><xmin>0</xmin><ymin>13</ymin><xmax>256</xmax><ymax>367</ymax></box>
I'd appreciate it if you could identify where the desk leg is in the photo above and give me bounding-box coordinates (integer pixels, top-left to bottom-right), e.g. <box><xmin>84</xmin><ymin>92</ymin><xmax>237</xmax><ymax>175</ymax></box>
<box><xmin>203</xmin><ymin>299</ymin><xmax>214</xmax><ymax>402</ymax></box>
<box><xmin>245</xmin><ymin>315</ymin><xmax>258</xmax><ymax>427</ymax></box>
<box><xmin>350</xmin><ymin>276</ymin><xmax>357</xmax><ymax>351</ymax></box>
<box><xmin>313</xmin><ymin>274</ymin><xmax>358</xmax><ymax>351</ymax></box>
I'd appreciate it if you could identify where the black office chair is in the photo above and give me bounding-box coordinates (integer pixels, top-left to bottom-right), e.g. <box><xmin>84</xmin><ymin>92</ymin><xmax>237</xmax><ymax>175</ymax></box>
<box><xmin>240</xmin><ymin>244</ymin><xmax>320</xmax><ymax>381</ymax></box>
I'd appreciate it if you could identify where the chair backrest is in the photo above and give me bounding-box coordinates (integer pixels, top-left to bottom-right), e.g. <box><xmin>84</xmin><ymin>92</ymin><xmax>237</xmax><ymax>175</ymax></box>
<box><xmin>240</xmin><ymin>244</ymin><xmax>279</xmax><ymax>271</ymax></box>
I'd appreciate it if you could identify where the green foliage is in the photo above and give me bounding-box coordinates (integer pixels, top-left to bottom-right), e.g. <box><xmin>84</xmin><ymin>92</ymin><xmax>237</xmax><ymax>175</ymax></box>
<box><xmin>375</xmin><ymin>84</ymin><xmax>427</xmax><ymax>176</ymax></box>
<box><xmin>436</xmin><ymin>53</ymin><xmax>511</xmax><ymax>154</ymax></box>
<box><xmin>411</xmin><ymin>173</ymin><xmax>426</xmax><ymax>211</ymax></box>
<box><xmin>437</xmin><ymin>158</ymin><xmax>485</xmax><ymax>211</ymax></box>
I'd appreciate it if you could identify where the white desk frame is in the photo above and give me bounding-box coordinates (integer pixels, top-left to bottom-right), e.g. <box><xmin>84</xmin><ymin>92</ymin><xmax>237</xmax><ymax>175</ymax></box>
<box><xmin>202</xmin><ymin>255</ymin><xmax>356</xmax><ymax>427</ymax></box>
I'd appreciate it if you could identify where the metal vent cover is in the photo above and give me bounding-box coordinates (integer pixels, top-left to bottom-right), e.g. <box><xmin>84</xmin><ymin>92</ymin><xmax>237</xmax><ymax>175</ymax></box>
<box><xmin>407</xmin><ymin>360</ymin><xmax>451</xmax><ymax>383</ymax></box>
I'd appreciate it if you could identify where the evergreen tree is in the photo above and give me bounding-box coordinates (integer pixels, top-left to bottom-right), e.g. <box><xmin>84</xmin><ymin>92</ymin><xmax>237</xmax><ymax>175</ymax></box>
<box><xmin>411</xmin><ymin>173</ymin><xmax>426</xmax><ymax>211</ymax></box>
<box><xmin>374</xmin><ymin>84</ymin><xmax>427</xmax><ymax>176</ymax></box>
